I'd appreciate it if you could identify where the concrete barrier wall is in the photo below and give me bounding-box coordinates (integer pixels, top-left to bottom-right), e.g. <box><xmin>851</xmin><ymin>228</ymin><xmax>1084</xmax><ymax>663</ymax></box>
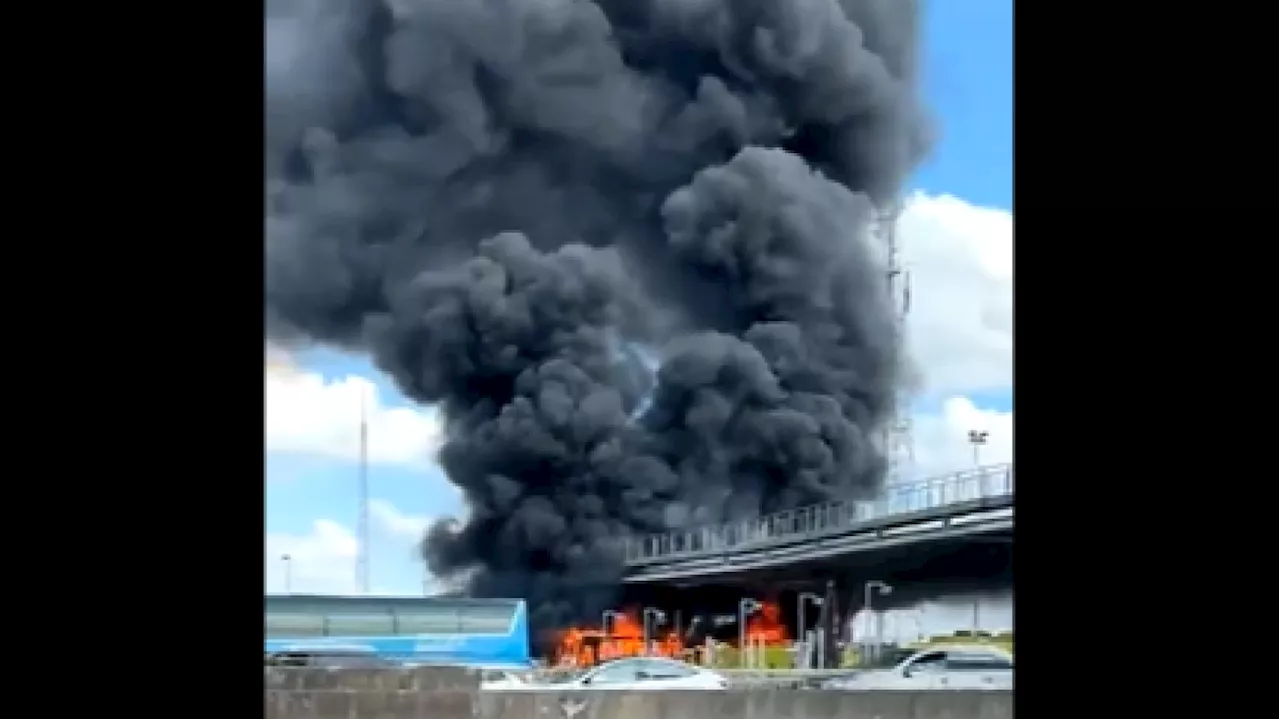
<box><xmin>265</xmin><ymin>669</ymin><xmax>1013</xmax><ymax>719</ymax></box>
<box><xmin>479</xmin><ymin>691</ymin><xmax>1014</xmax><ymax>719</ymax></box>
<box><xmin>265</xmin><ymin>666</ymin><xmax>478</xmax><ymax>692</ymax></box>
<box><xmin>265</xmin><ymin>667</ymin><xmax>479</xmax><ymax>719</ymax></box>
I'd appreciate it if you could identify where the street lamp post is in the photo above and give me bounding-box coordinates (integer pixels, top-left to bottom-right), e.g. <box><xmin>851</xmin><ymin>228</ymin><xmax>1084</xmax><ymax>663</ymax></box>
<box><xmin>862</xmin><ymin>580</ymin><xmax>892</xmax><ymax>665</ymax></box>
<box><xmin>281</xmin><ymin>554</ymin><xmax>293</xmax><ymax>594</ymax></box>
<box><xmin>967</xmin><ymin>429</ymin><xmax>989</xmax><ymax>466</ymax></box>
<box><xmin>908</xmin><ymin>610</ymin><xmax>925</xmax><ymax>643</ymax></box>
<box><xmin>738</xmin><ymin>598</ymin><xmax>762</xmax><ymax>668</ymax></box>
<box><xmin>602</xmin><ymin>610</ymin><xmax>623</xmax><ymax>637</ymax></box>
<box><xmin>797</xmin><ymin>592</ymin><xmax>825</xmax><ymax>669</ymax></box>
<box><xmin>641</xmin><ymin>608</ymin><xmax>665</xmax><ymax>656</ymax></box>
<box><xmin>601</xmin><ymin>610</ymin><xmax>624</xmax><ymax>662</ymax></box>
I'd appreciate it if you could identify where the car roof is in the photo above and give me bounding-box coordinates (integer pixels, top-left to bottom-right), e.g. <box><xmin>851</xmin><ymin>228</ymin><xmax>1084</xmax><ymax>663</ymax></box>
<box><xmin>592</xmin><ymin>657</ymin><xmax>695</xmax><ymax>669</ymax></box>
<box><xmin>909</xmin><ymin>645</ymin><xmax>1013</xmax><ymax>659</ymax></box>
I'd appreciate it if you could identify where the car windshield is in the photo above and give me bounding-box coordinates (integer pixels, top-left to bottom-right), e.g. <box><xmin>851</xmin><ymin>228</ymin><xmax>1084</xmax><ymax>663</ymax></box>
<box><xmin>541</xmin><ymin>668</ymin><xmax>588</xmax><ymax>684</ymax></box>
<box><xmin>634</xmin><ymin>659</ymin><xmax>696</xmax><ymax>678</ymax></box>
<box><xmin>585</xmin><ymin>660</ymin><xmax>642</xmax><ymax>684</ymax></box>
<box><xmin>904</xmin><ymin>652</ymin><xmax>948</xmax><ymax>674</ymax></box>
<box><xmin>863</xmin><ymin>647</ymin><xmax>913</xmax><ymax>669</ymax></box>
<box><xmin>946</xmin><ymin>650</ymin><xmax>1013</xmax><ymax>671</ymax></box>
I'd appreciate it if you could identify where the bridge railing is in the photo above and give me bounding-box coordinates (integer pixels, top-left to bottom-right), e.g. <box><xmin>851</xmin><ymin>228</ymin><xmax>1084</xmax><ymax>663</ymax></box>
<box><xmin>624</xmin><ymin>463</ymin><xmax>1014</xmax><ymax>566</ymax></box>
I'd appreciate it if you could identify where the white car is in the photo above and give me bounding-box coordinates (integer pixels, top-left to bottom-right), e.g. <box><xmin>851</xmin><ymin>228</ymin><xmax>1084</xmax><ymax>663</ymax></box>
<box><xmin>483</xmin><ymin>657</ymin><xmax>728</xmax><ymax>692</ymax></box>
<box><xmin>824</xmin><ymin>645</ymin><xmax>1013</xmax><ymax>690</ymax></box>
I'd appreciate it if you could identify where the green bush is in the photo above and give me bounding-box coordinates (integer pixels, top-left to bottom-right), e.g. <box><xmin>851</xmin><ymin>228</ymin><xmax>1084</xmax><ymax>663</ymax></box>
<box><xmin>914</xmin><ymin>634</ymin><xmax>1014</xmax><ymax>656</ymax></box>
<box><xmin>701</xmin><ymin>644</ymin><xmax>797</xmax><ymax>669</ymax></box>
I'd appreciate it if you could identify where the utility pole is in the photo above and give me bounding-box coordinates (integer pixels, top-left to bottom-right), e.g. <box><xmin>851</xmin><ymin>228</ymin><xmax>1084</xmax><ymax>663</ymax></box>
<box><xmin>879</xmin><ymin>201</ymin><xmax>914</xmax><ymax>485</ymax></box>
<box><xmin>356</xmin><ymin>392</ymin><xmax>370</xmax><ymax>595</ymax></box>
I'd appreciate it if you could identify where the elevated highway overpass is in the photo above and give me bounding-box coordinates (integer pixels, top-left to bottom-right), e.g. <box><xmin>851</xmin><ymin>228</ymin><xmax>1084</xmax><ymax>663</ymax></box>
<box><xmin>621</xmin><ymin>463</ymin><xmax>1013</xmax><ymax>587</ymax></box>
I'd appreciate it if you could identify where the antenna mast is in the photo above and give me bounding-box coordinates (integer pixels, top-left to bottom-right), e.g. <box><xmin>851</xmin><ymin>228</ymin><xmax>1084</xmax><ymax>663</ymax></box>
<box><xmin>880</xmin><ymin>200</ymin><xmax>914</xmax><ymax>484</ymax></box>
<box><xmin>356</xmin><ymin>393</ymin><xmax>371</xmax><ymax>594</ymax></box>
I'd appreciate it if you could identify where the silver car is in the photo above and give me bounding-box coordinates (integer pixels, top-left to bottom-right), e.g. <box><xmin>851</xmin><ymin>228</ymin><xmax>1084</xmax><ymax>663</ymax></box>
<box><xmin>824</xmin><ymin>646</ymin><xmax>1013</xmax><ymax>690</ymax></box>
<box><xmin>483</xmin><ymin>657</ymin><xmax>728</xmax><ymax>692</ymax></box>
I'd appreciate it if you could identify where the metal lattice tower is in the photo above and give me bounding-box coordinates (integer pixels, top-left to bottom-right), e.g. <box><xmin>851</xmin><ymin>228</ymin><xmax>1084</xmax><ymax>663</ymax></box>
<box><xmin>355</xmin><ymin>394</ymin><xmax>371</xmax><ymax>594</ymax></box>
<box><xmin>879</xmin><ymin>200</ymin><xmax>915</xmax><ymax>484</ymax></box>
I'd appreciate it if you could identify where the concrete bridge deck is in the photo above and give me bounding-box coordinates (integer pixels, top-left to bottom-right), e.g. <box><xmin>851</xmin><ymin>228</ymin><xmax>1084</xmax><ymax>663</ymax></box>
<box><xmin>623</xmin><ymin>464</ymin><xmax>1014</xmax><ymax>584</ymax></box>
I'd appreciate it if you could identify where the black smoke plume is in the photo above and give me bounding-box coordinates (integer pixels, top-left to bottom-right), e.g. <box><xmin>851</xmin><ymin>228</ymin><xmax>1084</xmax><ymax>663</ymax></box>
<box><xmin>265</xmin><ymin>0</ymin><xmax>927</xmax><ymax>635</ymax></box>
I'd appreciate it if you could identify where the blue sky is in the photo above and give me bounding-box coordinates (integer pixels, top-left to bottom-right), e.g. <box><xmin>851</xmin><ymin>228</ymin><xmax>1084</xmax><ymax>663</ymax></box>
<box><xmin>264</xmin><ymin>0</ymin><xmax>1013</xmax><ymax>598</ymax></box>
<box><xmin>912</xmin><ymin>0</ymin><xmax>1013</xmax><ymax>210</ymax></box>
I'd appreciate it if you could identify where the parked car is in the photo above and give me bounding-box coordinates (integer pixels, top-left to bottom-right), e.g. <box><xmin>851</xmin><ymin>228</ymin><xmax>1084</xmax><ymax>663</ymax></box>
<box><xmin>823</xmin><ymin>645</ymin><xmax>1013</xmax><ymax>690</ymax></box>
<box><xmin>483</xmin><ymin>657</ymin><xmax>728</xmax><ymax>692</ymax></box>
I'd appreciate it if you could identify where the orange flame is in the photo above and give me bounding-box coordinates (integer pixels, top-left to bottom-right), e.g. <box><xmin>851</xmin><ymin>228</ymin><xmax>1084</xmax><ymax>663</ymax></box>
<box><xmin>552</xmin><ymin>609</ymin><xmax>683</xmax><ymax>667</ymax></box>
<box><xmin>551</xmin><ymin>601</ymin><xmax>793</xmax><ymax>667</ymax></box>
<box><xmin>744</xmin><ymin>601</ymin><xmax>790</xmax><ymax>645</ymax></box>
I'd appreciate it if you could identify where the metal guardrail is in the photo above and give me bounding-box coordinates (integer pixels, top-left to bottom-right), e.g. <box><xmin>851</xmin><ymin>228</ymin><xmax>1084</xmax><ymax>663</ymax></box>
<box><xmin>624</xmin><ymin>463</ymin><xmax>1014</xmax><ymax>566</ymax></box>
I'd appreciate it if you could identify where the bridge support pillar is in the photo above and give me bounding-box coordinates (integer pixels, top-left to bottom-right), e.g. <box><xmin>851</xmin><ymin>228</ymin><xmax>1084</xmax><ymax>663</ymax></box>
<box><xmin>821</xmin><ymin>574</ymin><xmax>886</xmax><ymax>669</ymax></box>
<box><xmin>789</xmin><ymin>577</ymin><xmax>847</xmax><ymax>669</ymax></box>
<box><xmin>819</xmin><ymin>579</ymin><xmax>840</xmax><ymax>669</ymax></box>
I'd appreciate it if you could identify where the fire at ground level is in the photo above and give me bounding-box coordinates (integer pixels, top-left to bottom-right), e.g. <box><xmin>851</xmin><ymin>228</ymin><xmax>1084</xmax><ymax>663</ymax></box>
<box><xmin>544</xmin><ymin>536</ymin><xmax>1012</xmax><ymax>666</ymax></box>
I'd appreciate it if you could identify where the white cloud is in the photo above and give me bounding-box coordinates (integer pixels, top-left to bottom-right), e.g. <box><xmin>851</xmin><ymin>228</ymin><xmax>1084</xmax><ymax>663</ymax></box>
<box><xmin>264</xmin><ymin>499</ymin><xmax>437</xmax><ymax>595</ymax></box>
<box><xmin>369</xmin><ymin>499</ymin><xmax>431</xmax><ymax>543</ymax></box>
<box><xmin>265</xmin><ymin>345</ymin><xmax>297</xmax><ymax>374</ymax></box>
<box><xmin>265</xmin><ymin>519</ymin><xmax>359</xmax><ymax>594</ymax></box>
<box><xmin>908</xmin><ymin>396</ymin><xmax>1013</xmax><ymax>480</ymax></box>
<box><xmin>898</xmin><ymin>192</ymin><xmax>1013</xmax><ymax>398</ymax></box>
<box><xmin>265</xmin><ymin>366</ymin><xmax>443</xmax><ymax>468</ymax></box>
<box><xmin>367</xmin><ymin>500</ymin><xmax>470</xmax><ymax>596</ymax></box>
<box><xmin>883</xmin><ymin>193</ymin><xmax>1014</xmax><ymax>481</ymax></box>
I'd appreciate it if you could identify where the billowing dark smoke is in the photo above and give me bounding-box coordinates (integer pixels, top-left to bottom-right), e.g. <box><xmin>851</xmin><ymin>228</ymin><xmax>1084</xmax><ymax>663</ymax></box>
<box><xmin>266</xmin><ymin>0</ymin><xmax>927</xmax><ymax>634</ymax></box>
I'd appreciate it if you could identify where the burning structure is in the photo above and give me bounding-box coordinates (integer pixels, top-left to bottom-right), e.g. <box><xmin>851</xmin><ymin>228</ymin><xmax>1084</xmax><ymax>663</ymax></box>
<box><xmin>552</xmin><ymin>600</ymin><xmax>794</xmax><ymax>668</ymax></box>
<box><xmin>264</xmin><ymin>0</ymin><xmax>927</xmax><ymax>650</ymax></box>
<box><xmin>555</xmin><ymin>610</ymin><xmax>681</xmax><ymax>667</ymax></box>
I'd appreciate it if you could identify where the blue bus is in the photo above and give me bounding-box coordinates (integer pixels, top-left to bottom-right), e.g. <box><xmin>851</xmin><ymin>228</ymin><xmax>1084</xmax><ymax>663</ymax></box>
<box><xmin>264</xmin><ymin>594</ymin><xmax>531</xmax><ymax>669</ymax></box>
